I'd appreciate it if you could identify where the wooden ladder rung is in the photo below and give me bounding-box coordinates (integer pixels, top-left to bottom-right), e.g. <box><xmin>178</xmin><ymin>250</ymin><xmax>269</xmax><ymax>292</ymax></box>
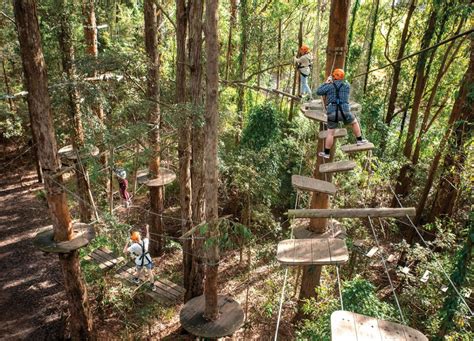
<box><xmin>318</xmin><ymin>128</ymin><xmax>347</xmax><ymax>139</ymax></box>
<box><xmin>292</xmin><ymin>175</ymin><xmax>336</xmax><ymax>195</ymax></box>
<box><xmin>341</xmin><ymin>142</ymin><xmax>374</xmax><ymax>153</ymax></box>
<box><xmin>319</xmin><ymin>160</ymin><xmax>356</xmax><ymax>174</ymax></box>
<box><xmin>277</xmin><ymin>238</ymin><xmax>349</xmax><ymax>265</ymax></box>
<box><xmin>331</xmin><ymin>310</ymin><xmax>428</xmax><ymax>341</ymax></box>
<box><xmin>288</xmin><ymin>207</ymin><xmax>416</xmax><ymax>218</ymax></box>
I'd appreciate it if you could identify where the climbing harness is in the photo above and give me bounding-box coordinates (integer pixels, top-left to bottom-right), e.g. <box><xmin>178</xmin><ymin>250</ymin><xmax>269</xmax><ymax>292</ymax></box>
<box><xmin>138</xmin><ymin>240</ymin><xmax>152</xmax><ymax>267</ymax></box>
<box><xmin>328</xmin><ymin>82</ymin><xmax>348</xmax><ymax>125</ymax></box>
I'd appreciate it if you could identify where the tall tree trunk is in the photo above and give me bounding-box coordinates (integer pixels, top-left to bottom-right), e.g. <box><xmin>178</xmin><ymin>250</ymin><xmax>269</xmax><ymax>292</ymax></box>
<box><xmin>362</xmin><ymin>0</ymin><xmax>380</xmax><ymax>93</ymax></box>
<box><xmin>288</xmin><ymin>19</ymin><xmax>303</xmax><ymax>122</ymax></box>
<box><xmin>297</xmin><ymin>0</ymin><xmax>350</xmax><ymax>321</ymax></box>
<box><xmin>176</xmin><ymin>0</ymin><xmax>192</xmax><ymax>297</ymax></box>
<box><xmin>14</xmin><ymin>1</ymin><xmax>93</xmax><ymax>338</ymax></box>
<box><xmin>385</xmin><ymin>0</ymin><xmax>416</xmax><ymax>125</ymax></box>
<box><xmin>203</xmin><ymin>0</ymin><xmax>219</xmax><ymax>321</ymax></box>
<box><xmin>188</xmin><ymin>0</ymin><xmax>206</xmax><ymax>301</ymax></box>
<box><xmin>144</xmin><ymin>0</ymin><xmax>163</xmax><ymax>256</ymax></box>
<box><xmin>276</xmin><ymin>18</ymin><xmax>282</xmax><ymax>89</ymax></box>
<box><xmin>82</xmin><ymin>0</ymin><xmax>109</xmax><ymax>196</ymax></box>
<box><xmin>224</xmin><ymin>0</ymin><xmax>237</xmax><ymax>81</ymax></box>
<box><xmin>235</xmin><ymin>0</ymin><xmax>248</xmax><ymax>144</ymax></box>
<box><xmin>57</xmin><ymin>0</ymin><xmax>94</xmax><ymax>223</ymax></box>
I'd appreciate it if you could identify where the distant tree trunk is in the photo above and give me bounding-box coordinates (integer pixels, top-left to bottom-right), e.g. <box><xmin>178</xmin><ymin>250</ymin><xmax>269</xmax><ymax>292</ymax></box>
<box><xmin>235</xmin><ymin>0</ymin><xmax>248</xmax><ymax>144</ymax></box>
<box><xmin>256</xmin><ymin>20</ymin><xmax>263</xmax><ymax>88</ymax></box>
<box><xmin>362</xmin><ymin>0</ymin><xmax>380</xmax><ymax>93</ymax></box>
<box><xmin>311</xmin><ymin>0</ymin><xmax>322</xmax><ymax>89</ymax></box>
<box><xmin>144</xmin><ymin>0</ymin><xmax>163</xmax><ymax>256</ymax></box>
<box><xmin>385</xmin><ymin>0</ymin><xmax>416</xmax><ymax>125</ymax></box>
<box><xmin>224</xmin><ymin>0</ymin><xmax>237</xmax><ymax>80</ymax></box>
<box><xmin>57</xmin><ymin>0</ymin><xmax>94</xmax><ymax>223</ymax></box>
<box><xmin>82</xmin><ymin>0</ymin><xmax>108</xmax><ymax>196</ymax></box>
<box><xmin>14</xmin><ymin>0</ymin><xmax>93</xmax><ymax>338</ymax></box>
<box><xmin>188</xmin><ymin>0</ymin><xmax>206</xmax><ymax>301</ymax></box>
<box><xmin>288</xmin><ymin>19</ymin><xmax>303</xmax><ymax>122</ymax></box>
<box><xmin>203</xmin><ymin>0</ymin><xmax>220</xmax><ymax>321</ymax></box>
<box><xmin>347</xmin><ymin>0</ymin><xmax>360</xmax><ymax>62</ymax></box>
<box><xmin>297</xmin><ymin>0</ymin><xmax>350</xmax><ymax>321</ymax></box>
<box><xmin>276</xmin><ymin>18</ymin><xmax>282</xmax><ymax>89</ymax></box>
<box><xmin>176</xmin><ymin>0</ymin><xmax>192</xmax><ymax>297</ymax></box>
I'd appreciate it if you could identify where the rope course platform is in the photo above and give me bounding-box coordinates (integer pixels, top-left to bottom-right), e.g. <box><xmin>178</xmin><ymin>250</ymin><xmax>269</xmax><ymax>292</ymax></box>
<box><xmin>83</xmin><ymin>247</ymin><xmax>125</xmax><ymax>271</ymax></box>
<box><xmin>180</xmin><ymin>294</ymin><xmax>245</xmax><ymax>338</ymax></box>
<box><xmin>331</xmin><ymin>311</ymin><xmax>427</xmax><ymax>341</ymax></box>
<box><xmin>137</xmin><ymin>167</ymin><xmax>176</xmax><ymax>187</ymax></box>
<box><xmin>58</xmin><ymin>144</ymin><xmax>99</xmax><ymax>160</ymax></box>
<box><xmin>319</xmin><ymin>160</ymin><xmax>357</xmax><ymax>174</ymax></box>
<box><xmin>33</xmin><ymin>223</ymin><xmax>95</xmax><ymax>253</ymax></box>
<box><xmin>276</xmin><ymin>238</ymin><xmax>349</xmax><ymax>265</ymax></box>
<box><xmin>341</xmin><ymin>142</ymin><xmax>375</xmax><ymax>154</ymax></box>
<box><xmin>319</xmin><ymin>128</ymin><xmax>347</xmax><ymax>139</ymax></box>
<box><xmin>292</xmin><ymin>175</ymin><xmax>336</xmax><ymax>195</ymax></box>
<box><xmin>291</xmin><ymin>218</ymin><xmax>347</xmax><ymax>240</ymax></box>
<box><xmin>288</xmin><ymin>208</ymin><xmax>416</xmax><ymax>219</ymax></box>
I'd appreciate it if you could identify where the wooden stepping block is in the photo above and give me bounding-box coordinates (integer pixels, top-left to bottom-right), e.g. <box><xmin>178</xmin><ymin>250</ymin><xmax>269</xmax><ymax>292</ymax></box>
<box><xmin>319</xmin><ymin>128</ymin><xmax>347</xmax><ymax>139</ymax></box>
<box><xmin>58</xmin><ymin>144</ymin><xmax>99</xmax><ymax>160</ymax></box>
<box><xmin>331</xmin><ymin>310</ymin><xmax>427</xmax><ymax>341</ymax></box>
<box><xmin>145</xmin><ymin>167</ymin><xmax>176</xmax><ymax>187</ymax></box>
<box><xmin>292</xmin><ymin>175</ymin><xmax>336</xmax><ymax>195</ymax></box>
<box><xmin>276</xmin><ymin>238</ymin><xmax>349</xmax><ymax>265</ymax></box>
<box><xmin>291</xmin><ymin>218</ymin><xmax>347</xmax><ymax>240</ymax></box>
<box><xmin>302</xmin><ymin>109</ymin><xmax>327</xmax><ymax>123</ymax></box>
<box><xmin>84</xmin><ymin>247</ymin><xmax>125</xmax><ymax>271</ymax></box>
<box><xmin>341</xmin><ymin>142</ymin><xmax>374</xmax><ymax>154</ymax></box>
<box><xmin>34</xmin><ymin>223</ymin><xmax>95</xmax><ymax>253</ymax></box>
<box><xmin>180</xmin><ymin>294</ymin><xmax>244</xmax><ymax>338</ymax></box>
<box><xmin>302</xmin><ymin>100</ymin><xmax>362</xmax><ymax>113</ymax></box>
<box><xmin>114</xmin><ymin>262</ymin><xmax>184</xmax><ymax>304</ymax></box>
<box><xmin>319</xmin><ymin>160</ymin><xmax>356</xmax><ymax>174</ymax></box>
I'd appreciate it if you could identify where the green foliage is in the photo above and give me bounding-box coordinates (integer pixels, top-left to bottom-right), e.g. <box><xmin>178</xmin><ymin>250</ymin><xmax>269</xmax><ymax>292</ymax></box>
<box><xmin>241</xmin><ymin>103</ymin><xmax>284</xmax><ymax>150</ymax></box>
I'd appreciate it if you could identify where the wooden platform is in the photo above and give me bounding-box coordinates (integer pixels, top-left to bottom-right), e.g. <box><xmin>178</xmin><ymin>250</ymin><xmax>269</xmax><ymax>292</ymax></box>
<box><xmin>341</xmin><ymin>142</ymin><xmax>374</xmax><ymax>154</ymax></box>
<box><xmin>115</xmin><ymin>261</ymin><xmax>185</xmax><ymax>304</ymax></box>
<box><xmin>331</xmin><ymin>310</ymin><xmax>427</xmax><ymax>340</ymax></box>
<box><xmin>292</xmin><ymin>175</ymin><xmax>336</xmax><ymax>195</ymax></box>
<box><xmin>302</xmin><ymin>109</ymin><xmax>328</xmax><ymax>123</ymax></box>
<box><xmin>288</xmin><ymin>207</ymin><xmax>416</xmax><ymax>219</ymax></box>
<box><xmin>34</xmin><ymin>223</ymin><xmax>95</xmax><ymax>253</ymax></box>
<box><xmin>292</xmin><ymin>219</ymin><xmax>347</xmax><ymax>240</ymax></box>
<box><xmin>144</xmin><ymin>167</ymin><xmax>176</xmax><ymax>187</ymax></box>
<box><xmin>320</xmin><ymin>160</ymin><xmax>357</xmax><ymax>174</ymax></box>
<box><xmin>276</xmin><ymin>238</ymin><xmax>349</xmax><ymax>265</ymax></box>
<box><xmin>180</xmin><ymin>294</ymin><xmax>245</xmax><ymax>338</ymax></box>
<box><xmin>319</xmin><ymin>128</ymin><xmax>347</xmax><ymax>139</ymax></box>
<box><xmin>83</xmin><ymin>247</ymin><xmax>125</xmax><ymax>271</ymax></box>
<box><xmin>58</xmin><ymin>144</ymin><xmax>99</xmax><ymax>160</ymax></box>
<box><xmin>136</xmin><ymin>169</ymin><xmax>150</xmax><ymax>184</ymax></box>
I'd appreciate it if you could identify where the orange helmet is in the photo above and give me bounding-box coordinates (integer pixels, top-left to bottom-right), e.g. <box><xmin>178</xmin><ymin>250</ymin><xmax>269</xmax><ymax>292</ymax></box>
<box><xmin>130</xmin><ymin>231</ymin><xmax>140</xmax><ymax>242</ymax></box>
<box><xmin>332</xmin><ymin>68</ymin><xmax>345</xmax><ymax>80</ymax></box>
<box><xmin>299</xmin><ymin>44</ymin><xmax>310</xmax><ymax>54</ymax></box>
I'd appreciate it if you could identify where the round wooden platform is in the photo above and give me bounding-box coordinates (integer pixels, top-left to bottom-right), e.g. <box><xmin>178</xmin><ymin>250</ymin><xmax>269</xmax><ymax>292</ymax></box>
<box><xmin>33</xmin><ymin>223</ymin><xmax>95</xmax><ymax>253</ymax></box>
<box><xmin>136</xmin><ymin>169</ymin><xmax>150</xmax><ymax>185</ymax></box>
<box><xmin>180</xmin><ymin>294</ymin><xmax>245</xmax><ymax>338</ymax></box>
<box><xmin>58</xmin><ymin>144</ymin><xmax>100</xmax><ymax>160</ymax></box>
<box><xmin>144</xmin><ymin>167</ymin><xmax>176</xmax><ymax>187</ymax></box>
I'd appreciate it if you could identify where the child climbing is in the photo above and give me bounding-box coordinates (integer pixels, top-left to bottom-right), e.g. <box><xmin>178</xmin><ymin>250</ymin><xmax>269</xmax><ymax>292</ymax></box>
<box><xmin>315</xmin><ymin>68</ymin><xmax>368</xmax><ymax>159</ymax></box>
<box><xmin>123</xmin><ymin>225</ymin><xmax>156</xmax><ymax>291</ymax></box>
<box><xmin>294</xmin><ymin>44</ymin><xmax>313</xmax><ymax>100</ymax></box>
<box><xmin>114</xmin><ymin>168</ymin><xmax>131</xmax><ymax>208</ymax></box>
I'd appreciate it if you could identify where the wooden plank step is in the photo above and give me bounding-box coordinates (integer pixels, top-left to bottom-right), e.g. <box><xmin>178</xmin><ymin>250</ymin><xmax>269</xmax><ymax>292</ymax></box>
<box><xmin>319</xmin><ymin>160</ymin><xmax>356</xmax><ymax>174</ymax></box>
<box><xmin>331</xmin><ymin>310</ymin><xmax>428</xmax><ymax>341</ymax></box>
<box><xmin>341</xmin><ymin>142</ymin><xmax>374</xmax><ymax>154</ymax></box>
<box><xmin>276</xmin><ymin>238</ymin><xmax>349</xmax><ymax>265</ymax></box>
<box><xmin>292</xmin><ymin>175</ymin><xmax>336</xmax><ymax>195</ymax></box>
<box><xmin>302</xmin><ymin>100</ymin><xmax>362</xmax><ymax>113</ymax></box>
<box><xmin>287</xmin><ymin>207</ymin><xmax>416</xmax><ymax>219</ymax></box>
<box><xmin>301</xmin><ymin>109</ymin><xmax>327</xmax><ymax>123</ymax></box>
<box><xmin>318</xmin><ymin>128</ymin><xmax>347</xmax><ymax>139</ymax></box>
<box><xmin>157</xmin><ymin>278</ymin><xmax>186</xmax><ymax>296</ymax></box>
<box><xmin>86</xmin><ymin>247</ymin><xmax>124</xmax><ymax>270</ymax></box>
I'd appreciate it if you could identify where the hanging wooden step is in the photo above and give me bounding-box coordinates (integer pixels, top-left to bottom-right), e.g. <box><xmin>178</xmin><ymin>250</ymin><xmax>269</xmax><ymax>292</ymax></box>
<box><xmin>291</xmin><ymin>218</ymin><xmax>347</xmax><ymax>240</ymax></box>
<box><xmin>276</xmin><ymin>238</ymin><xmax>349</xmax><ymax>265</ymax></box>
<box><xmin>302</xmin><ymin>100</ymin><xmax>362</xmax><ymax>113</ymax></box>
<box><xmin>318</xmin><ymin>128</ymin><xmax>347</xmax><ymax>139</ymax></box>
<box><xmin>331</xmin><ymin>311</ymin><xmax>428</xmax><ymax>341</ymax></box>
<box><xmin>341</xmin><ymin>142</ymin><xmax>375</xmax><ymax>154</ymax></box>
<box><xmin>292</xmin><ymin>175</ymin><xmax>336</xmax><ymax>195</ymax></box>
<box><xmin>319</xmin><ymin>160</ymin><xmax>356</xmax><ymax>174</ymax></box>
<box><xmin>301</xmin><ymin>109</ymin><xmax>327</xmax><ymax>123</ymax></box>
<box><xmin>84</xmin><ymin>247</ymin><xmax>125</xmax><ymax>271</ymax></box>
<box><xmin>287</xmin><ymin>207</ymin><xmax>416</xmax><ymax>218</ymax></box>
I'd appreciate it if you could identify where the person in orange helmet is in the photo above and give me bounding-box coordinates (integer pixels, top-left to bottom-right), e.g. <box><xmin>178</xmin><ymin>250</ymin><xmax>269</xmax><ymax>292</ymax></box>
<box><xmin>315</xmin><ymin>68</ymin><xmax>368</xmax><ymax>159</ymax></box>
<box><xmin>123</xmin><ymin>224</ymin><xmax>156</xmax><ymax>291</ymax></box>
<box><xmin>294</xmin><ymin>44</ymin><xmax>313</xmax><ymax>100</ymax></box>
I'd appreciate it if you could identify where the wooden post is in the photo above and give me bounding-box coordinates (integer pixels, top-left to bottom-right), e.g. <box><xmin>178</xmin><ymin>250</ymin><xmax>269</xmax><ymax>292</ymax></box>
<box><xmin>297</xmin><ymin>0</ymin><xmax>351</xmax><ymax>321</ymax></box>
<box><xmin>13</xmin><ymin>0</ymin><xmax>93</xmax><ymax>338</ymax></box>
